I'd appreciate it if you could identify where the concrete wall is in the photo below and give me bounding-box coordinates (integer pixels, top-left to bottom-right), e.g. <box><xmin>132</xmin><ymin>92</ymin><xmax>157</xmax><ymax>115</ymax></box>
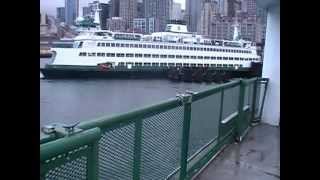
<box><xmin>261</xmin><ymin>5</ymin><xmax>280</xmax><ymax>126</ymax></box>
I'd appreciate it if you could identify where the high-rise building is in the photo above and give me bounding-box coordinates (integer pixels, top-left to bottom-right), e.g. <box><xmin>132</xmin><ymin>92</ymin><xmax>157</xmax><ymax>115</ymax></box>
<box><xmin>186</xmin><ymin>0</ymin><xmax>203</xmax><ymax>32</ymax></box>
<box><xmin>210</xmin><ymin>16</ymin><xmax>235</xmax><ymax>40</ymax></box>
<box><xmin>106</xmin><ymin>17</ymin><xmax>126</xmax><ymax>32</ymax></box>
<box><xmin>83</xmin><ymin>7</ymin><xmax>91</xmax><ymax>17</ymax></box>
<box><xmin>110</xmin><ymin>0</ymin><xmax>120</xmax><ymax>17</ymax></box>
<box><xmin>144</xmin><ymin>0</ymin><xmax>173</xmax><ymax>32</ymax></box>
<box><xmin>198</xmin><ymin>0</ymin><xmax>215</xmax><ymax>36</ymax></box>
<box><xmin>65</xmin><ymin>0</ymin><xmax>79</xmax><ymax>25</ymax></box>
<box><xmin>245</xmin><ymin>0</ymin><xmax>256</xmax><ymax>16</ymax></box>
<box><xmin>119</xmin><ymin>0</ymin><xmax>138</xmax><ymax>31</ymax></box>
<box><xmin>56</xmin><ymin>7</ymin><xmax>65</xmax><ymax>22</ymax></box>
<box><xmin>100</xmin><ymin>3</ymin><xmax>111</xmax><ymax>29</ymax></box>
<box><xmin>137</xmin><ymin>1</ymin><xmax>144</xmax><ymax>18</ymax></box>
<box><xmin>133</xmin><ymin>17</ymin><xmax>155</xmax><ymax>34</ymax></box>
<box><xmin>171</xmin><ymin>2</ymin><xmax>182</xmax><ymax>20</ymax></box>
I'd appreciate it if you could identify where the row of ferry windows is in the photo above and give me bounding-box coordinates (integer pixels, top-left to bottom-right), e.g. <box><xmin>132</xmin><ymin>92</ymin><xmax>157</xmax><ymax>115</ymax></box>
<box><xmin>96</xmin><ymin>42</ymin><xmax>251</xmax><ymax>53</ymax></box>
<box><xmin>79</xmin><ymin>52</ymin><xmax>258</xmax><ymax>61</ymax></box>
<box><xmin>118</xmin><ymin>62</ymin><xmax>243</xmax><ymax>68</ymax></box>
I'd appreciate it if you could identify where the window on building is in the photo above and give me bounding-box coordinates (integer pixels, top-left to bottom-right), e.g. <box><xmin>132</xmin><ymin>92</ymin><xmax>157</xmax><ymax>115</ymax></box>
<box><xmin>183</xmin><ymin>55</ymin><xmax>190</xmax><ymax>59</ymax></box>
<box><xmin>144</xmin><ymin>54</ymin><xmax>151</xmax><ymax>58</ymax></box>
<box><xmin>164</xmin><ymin>45</ymin><xmax>168</xmax><ymax>49</ymax></box>
<box><xmin>125</xmin><ymin>44</ymin><xmax>129</xmax><ymax>47</ymax></box>
<box><xmin>97</xmin><ymin>43</ymin><xmax>101</xmax><ymax>47</ymax></box>
<box><xmin>116</xmin><ymin>53</ymin><xmax>124</xmax><ymax>57</ymax></box>
<box><xmin>152</xmin><ymin>45</ymin><xmax>155</xmax><ymax>48</ymax></box>
<box><xmin>211</xmin><ymin>56</ymin><xmax>216</xmax><ymax>60</ymax></box>
<box><xmin>152</xmin><ymin>54</ymin><xmax>159</xmax><ymax>58</ymax></box>
<box><xmin>121</xmin><ymin>44</ymin><xmax>125</xmax><ymax>47</ymax></box>
<box><xmin>147</xmin><ymin>44</ymin><xmax>151</xmax><ymax>48</ymax></box>
<box><xmin>79</xmin><ymin>52</ymin><xmax>87</xmax><ymax>56</ymax></box>
<box><xmin>88</xmin><ymin>52</ymin><xmax>96</xmax><ymax>56</ymax></box>
<box><xmin>176</xmin><ymin>55</ymin><xmax>182</xmax><ymax>59</ymax></box>
<box><xmin>179</xmin><ymin>46</ymin><xmax>182</xmax><ymax>50</ymax></box>
<box><xmin>198</xmin><ymin>56</ymin><xmax>203</xmax><ymax>59</ymax></box>
<box><xmin>229</xmin><ymin>57</ymin><xmax>233</xmax><ymax>60</ymax></box>
<box><xmin>168</xmin><ymin>55</ymin><xmax>175</xmax><ymax>58</ymax></box>
<box><xmin>135</xmin><ymin>54</ymin><xmax>142</xmax><ymax>58</ymax></box>
<box><xmin>106</xmin><ymin>43</ymin><xmax>110</xmax><ymax>47</ymax></box>
<box><xmin>204</xmin><ymin>56</ymin><xmax>210</xmax><ymax>59</ymax></box>
<box><xmin>183</xmin><ymin>46</ymin><xmax>186</xmax><ymax>50</ymax></box>
<box><xmin>134</xmin><ymin>44</ymin><xmax>138</xmax><ymax>48</ymax></box>
<box><xmin>126</xmin><ymin>53</ymin><xmax>134</xmax><ymax>57</ymax></box>
<box><xmin>139</xmin><ymin>44</ymin><xmax>142</xmax><ymax>48</ymax></box>
<box><xmin>111</xmin><ymin>43</ymin><xmax>115</xmax><ymax>47</ymax></box>
<box><xmin>168</xmin><ymin>46</ymin><xmax>172</xmax><ymax>49</ymax></box>
<box><xmin>160</xmin><ymin>45</ymin><xmax>163</xmax><ymax>49</ymax></box>
<box><xmin>191</xmin><ymin>56</ymin><xmax>196</xmax><ymax>59</ymax></box>
<box><xmin>223</xmin><ymin>57</ymin><xmax>228</xmax><ymax>60</ymax></box>
<box><xmin>116</xmin><ymin>43</ymin><xmax>120</xmax><ymax>47</ymax></box>
<box><xmin>156</xmin><ymin>45</ymin><xmax>159</xmax><ymax>49</ymax></box>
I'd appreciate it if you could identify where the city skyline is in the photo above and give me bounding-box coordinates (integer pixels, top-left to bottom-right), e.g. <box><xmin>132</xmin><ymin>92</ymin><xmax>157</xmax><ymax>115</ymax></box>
<box><xmin>40</xmin><ymin>0</ymin><xmax>186</xmax><ymax>17</ymax></box>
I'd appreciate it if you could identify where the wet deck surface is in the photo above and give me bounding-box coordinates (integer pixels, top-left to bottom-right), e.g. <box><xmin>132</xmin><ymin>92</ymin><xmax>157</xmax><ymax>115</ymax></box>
<box><xmin>195</xmin><ymin>123</ymin><xmax>280</xmax><ymax>180</ymax></box>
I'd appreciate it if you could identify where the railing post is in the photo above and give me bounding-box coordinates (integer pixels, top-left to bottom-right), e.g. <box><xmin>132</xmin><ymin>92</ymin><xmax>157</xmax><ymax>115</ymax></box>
<box><xmin>179</xmin><ymin>94</ymin><xmax>192</xmax><ymax>180</ymax></box>
<box><xmin>236</xmin><ymin>80</ymin><xmax>245</xmax><ymax>142</ymax></box>
<box><xmin>218</xmin><ymin>89</ymin><xmax>224</xmax><ymax>141</ymax></box>
<box><xmin>251</xmin><ymin>79</ymin><xmax>258</xmax><ymax>124</ymax></box>
<box><xmin>133</xmin><ymin>120</ymin><xmax>143</xmax><ymax>180</ymax></box>
<box><xmin>87</xmin><ymin>140</ymin><xmax>99</xmax><ymax>180</ymax></box>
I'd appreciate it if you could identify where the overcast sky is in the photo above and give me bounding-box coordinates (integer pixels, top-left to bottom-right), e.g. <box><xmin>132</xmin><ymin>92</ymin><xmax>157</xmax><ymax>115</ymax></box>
<box><xmin>40</xmin><ymin>0</ymin><xmax>186</xmax><ymax>16</ymax></box>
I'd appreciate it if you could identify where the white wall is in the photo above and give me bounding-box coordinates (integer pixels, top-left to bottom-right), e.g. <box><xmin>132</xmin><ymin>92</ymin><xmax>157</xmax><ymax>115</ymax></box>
<box><xmin>261</xmin><ymin>5</ymin><xmax>280</xmax><ymax>126</ymax></box>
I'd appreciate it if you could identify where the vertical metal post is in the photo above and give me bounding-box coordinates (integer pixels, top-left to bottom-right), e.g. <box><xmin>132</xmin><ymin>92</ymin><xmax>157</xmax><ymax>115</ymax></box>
<box><xmin>87</xmin><ymin>139</ymin><xmax>99</xmax><ymax>180</ymax></box>
<box><xmin>251</xmin><ymin>79</ymin><xmax>258</xmax><ymax>123</ymax></box>
<box><xmin>218</xmin><ymin>90</ymin><xmax>224</xmax><ymax>141</ymax></box>
<box><xmin>179</xmin><ymin>95</ymin><xmax>192</xmax><ymax>180</ymax></box>
<box><xmin>236</xmin><ymin>80</ymin><xmax>245</xmax><ymax>141</ymax></box>
<box><xmin>258</xmin><ymin>79</ymin><xmax>269</xmax><ymax>120</ymax></box>
<box><xmin>133</xmin><ymin>120</ymin><xmax>143</xmax><ymax>180</ymax></box>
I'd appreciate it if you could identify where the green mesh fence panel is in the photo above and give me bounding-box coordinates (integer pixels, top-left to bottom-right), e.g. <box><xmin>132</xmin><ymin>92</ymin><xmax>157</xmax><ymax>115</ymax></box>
<box><xmin>98</xmin><ymin>124</ymin><xmax>135</xmax><ymax>180</ymax></box>
<box><xmin>140</xmin><ymin>105</ymin><xmax>184</xmax><ymax>180</ymax></box>
<box><xmin>255</xmin><ymin>83</ymin><xmax>266</xmax><ymax>118</ymax></box>
<box><xmin>222</xmin><ymin>86</ymin><xmax>240</xmax><ymax>120</ymax></box>
<box><xmin>44</xmin><ymin>156</ymin><xmax>87</xmax><ymax>180</ymax></box>
<box><xmin>188</xmin><ymin>92</ymin><xmax>221</xmax><ymax>158</ymax></box>
<box><xmin>244</xmin><ymin>83</ymin><xmax>254</xmax><ymax>108</ymax></box>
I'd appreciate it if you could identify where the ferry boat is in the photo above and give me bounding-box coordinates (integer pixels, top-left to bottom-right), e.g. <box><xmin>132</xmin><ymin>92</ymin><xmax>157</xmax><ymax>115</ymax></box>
<box><xmin>40</xmin><ymin>10</ymin><xmax>262</xmax><ymax>81</ymax></box>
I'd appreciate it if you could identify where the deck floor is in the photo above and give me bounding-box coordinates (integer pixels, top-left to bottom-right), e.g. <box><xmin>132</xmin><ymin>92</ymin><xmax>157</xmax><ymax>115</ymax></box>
<box><xmin>195</xmin><ymin>123</ymin><xmax>280</xmax><ymax>180</ymax></box>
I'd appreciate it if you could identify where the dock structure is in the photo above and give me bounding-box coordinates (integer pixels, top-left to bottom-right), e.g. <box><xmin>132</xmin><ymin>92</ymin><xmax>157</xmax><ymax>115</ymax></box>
<box><xmin>41</xmin><ymin>77</ymin><xmax>272</xmax><ymax>180</ymax></box>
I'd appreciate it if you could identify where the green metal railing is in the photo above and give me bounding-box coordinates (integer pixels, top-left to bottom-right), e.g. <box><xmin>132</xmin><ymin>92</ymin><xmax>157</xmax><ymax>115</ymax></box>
<box><xmin>40</xmin><ymin>77</ymin><xmax>269</xmax><ymax>180</ymax></box>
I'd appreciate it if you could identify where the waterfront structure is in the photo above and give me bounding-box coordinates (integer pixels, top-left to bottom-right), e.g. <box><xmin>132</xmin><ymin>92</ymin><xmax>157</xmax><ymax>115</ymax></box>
<box><xmin>119</xmin><ymin>0</ymin><xmax>137</xmax><ymax>31</ymax></box>
<box><xmin>65</xmin><ymin>0</ymin><xmax>79</xmax><ymax>25</ymax></box>
<box><xmin>133</xmin><ymin>17</ymin><xmax>155</xmax><ymax>34</ymax></box>
<box><xmin>107</xmin><ymin>17</ymin><xmax>126</xmax><ymax>32</ymax></box>
<box><xmin>144</xmin><ymin>0</ymin><xmax>172</xmax><ymax>32</ymax></box>
<box><xmin>56</xmin><ymin>7</ymin><xmax>65</xmax><ymax>23</ymax></box>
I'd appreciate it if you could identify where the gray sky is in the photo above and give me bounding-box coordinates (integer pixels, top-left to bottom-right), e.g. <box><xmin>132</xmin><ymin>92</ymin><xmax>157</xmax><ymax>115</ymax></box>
<box><xmin>40</xmin><ymin>0</ymin><xmax>186</xmax><ymax>16</ymax></box>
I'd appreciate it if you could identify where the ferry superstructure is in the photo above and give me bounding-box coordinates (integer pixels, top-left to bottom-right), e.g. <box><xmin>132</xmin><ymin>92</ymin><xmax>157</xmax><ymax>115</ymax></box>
<box><xmin>41</xmin><ymin>10</ymin><xmax>262</xmax><ymax>80</ymax></box>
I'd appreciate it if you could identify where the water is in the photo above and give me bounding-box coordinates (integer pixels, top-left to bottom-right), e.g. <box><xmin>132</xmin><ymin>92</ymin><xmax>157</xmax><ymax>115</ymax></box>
<box><xmin>40</xmin><ymin>58</ymin><xmax>215</xmax><ymax>128</ymax></box>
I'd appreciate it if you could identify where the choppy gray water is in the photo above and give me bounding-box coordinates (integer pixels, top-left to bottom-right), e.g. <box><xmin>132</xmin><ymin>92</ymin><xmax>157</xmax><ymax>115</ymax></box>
<box><xmin>40</xmin><ymin>58</ymin><xmax>216</xmax><ymax>128</ymax></box>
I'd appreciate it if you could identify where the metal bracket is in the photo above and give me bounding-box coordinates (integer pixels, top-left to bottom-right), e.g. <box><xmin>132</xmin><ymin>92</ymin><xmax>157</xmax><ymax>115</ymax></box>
<box><xmin>62</xmin><ymin>122</ymin><xmax>81</xmax><ymax>136</ymax></box>
<box><xmin>176</xmin><ymin>93</ymin><xmax>192</xmax><ymax>104</ymax></box>
<box><xmin>41</xmin><ymin>124</ymin><xmax>56</xmax><ymax>135</ymax></box>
